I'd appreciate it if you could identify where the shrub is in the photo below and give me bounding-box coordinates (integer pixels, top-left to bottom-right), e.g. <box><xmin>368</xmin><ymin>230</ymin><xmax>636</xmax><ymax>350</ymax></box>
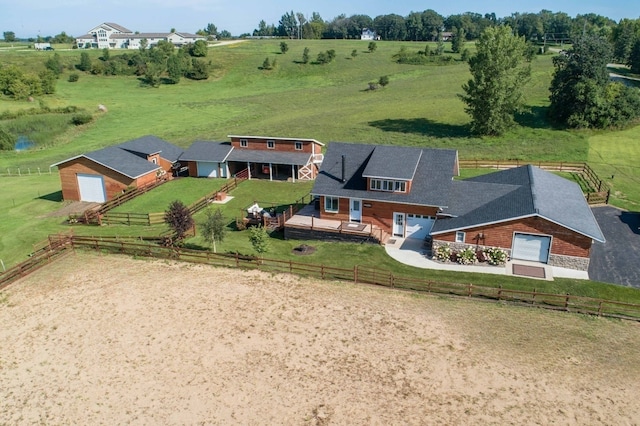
<box><xmin>70</xmin><ymin>113</ymin><xmax>93</xmax><ymax>125</ymax></box>
<box><xmin>484</xmin><ymin>247</ymin><xmax>508</xmax><ymax>265</ymax></box>
<box><xmin>434</xmin><ymin>244</ymin><xmax>452</xmax><ymax>262</ymax></box>
<box><xmin>457</xmin><ymin>246</ymin><xmax>477</xmax><ymax>265</ymax></box>
<box><xmin>68</xmin><ymin>73</ymin><xmax>79</xmax><ymax>82</ymax></box>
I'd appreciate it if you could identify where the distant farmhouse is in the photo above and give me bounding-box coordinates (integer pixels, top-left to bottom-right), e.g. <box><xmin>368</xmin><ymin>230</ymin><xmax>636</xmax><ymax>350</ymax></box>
<box><xmin>75</xmin><ymin>22</ymin><xmax>205</xmax><ymax>49</ymax></box>
<box><xmin>361</xmin><ymin>28</ymin><xmax>379</xmax><ymax>41</ymax></box>
<box><xmin>33</xmin><ymin>42</ymin><xmax>53</xmax><ymax>50</ymax></box>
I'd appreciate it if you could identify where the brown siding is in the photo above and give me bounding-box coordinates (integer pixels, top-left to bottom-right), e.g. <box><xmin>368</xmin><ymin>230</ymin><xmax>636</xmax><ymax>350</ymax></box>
<box><xmin>57</xmin><ymin>158</ymin><xmax>152</xmax><ymax>201</ymax></box>
<box><xmin>229</xmin><ymin>136</ymin><xmax>321</xmax><ymax>154</ymax></box>
<box><xmin>434</xmin><ymin>217</ymin><xmax>592</xmax><ymax>258</ymax></box>
<box><xmin>186</xmin><ymin>161</ymin><xmax>198</xmax><ymax>177</ymax></box>
<box><xmin>318</xmin><ymin>196</ymin><xmax>438</xmax><ymax>235</ymax></box>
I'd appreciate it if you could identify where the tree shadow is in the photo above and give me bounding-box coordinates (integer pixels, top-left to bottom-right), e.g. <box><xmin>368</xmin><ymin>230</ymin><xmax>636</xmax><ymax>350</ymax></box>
<box><xmin>368</xmin><ymin>118</ymin><xmax>470</xmax><ymax>138</ymax></box>
<box><xmin>619</xmin><ymin>211</ymin><xmax>640</xmax><ymax>236</ymax></box>
<box><xmin>514</xmin><ymin>106</ymin><xmax>557</xmax><ymax>129</ymax></box>
<box><xmin>182</xmin><ymin>242</ymin><xmax>209</xmax><ymax>251</ymax></box>
<box><xmin>38</xmin><ymin>191</ymin><xmax>63</xmax><ymax>202</ymax></box>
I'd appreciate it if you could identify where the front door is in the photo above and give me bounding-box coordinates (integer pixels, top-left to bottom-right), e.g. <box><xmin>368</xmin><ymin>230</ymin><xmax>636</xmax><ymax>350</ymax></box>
<box><xmin>349</xmin><ymin>198</ymin><xmax>362</xmax><ymax>222</ymax></box>
<box><xmin>393</xmin><ymin>212</ymin><xmax>405</xmax><ymax>237</ymax></box>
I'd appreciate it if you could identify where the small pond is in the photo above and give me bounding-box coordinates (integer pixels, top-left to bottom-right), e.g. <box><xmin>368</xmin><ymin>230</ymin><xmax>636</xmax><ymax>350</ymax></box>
<box><xmin>14</xmin><ymin>136</ymin><xmax>35</xmax><ymax>151</ymax></box>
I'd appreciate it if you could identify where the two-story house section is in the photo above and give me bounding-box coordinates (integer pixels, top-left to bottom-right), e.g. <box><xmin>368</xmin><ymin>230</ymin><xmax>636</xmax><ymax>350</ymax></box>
<box><xmin>311</xmin><ymin>142</ymin><xmax>459</xmax><ymax>239</ymax></box>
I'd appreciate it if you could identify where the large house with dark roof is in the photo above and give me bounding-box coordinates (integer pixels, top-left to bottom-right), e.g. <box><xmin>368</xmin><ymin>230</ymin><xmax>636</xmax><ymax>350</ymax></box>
<box><xmin>75</xmin><ymin>23</ymin><xmax>205</xmax><ymax>49</ymax></box>
<box><xmin>303</xmin><ymin>142</ymin><xmax>604</xmax><ymax>271</ymax></box>
<box><xmin>52</xmin><ymin>136</ymin><xmax>183</xmax><ymax>202</ymax></box>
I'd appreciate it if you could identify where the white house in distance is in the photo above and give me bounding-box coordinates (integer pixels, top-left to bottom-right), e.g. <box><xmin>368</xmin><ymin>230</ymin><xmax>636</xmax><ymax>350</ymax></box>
<box><xmin>361</xmin><ymin>28</ymin><xmax>379</xmax><ymax>40</ymax></box>
<box><xmin>75</xmin><ymin>23</ymin><xmax>205</xmax><ymax>49</ymax></box>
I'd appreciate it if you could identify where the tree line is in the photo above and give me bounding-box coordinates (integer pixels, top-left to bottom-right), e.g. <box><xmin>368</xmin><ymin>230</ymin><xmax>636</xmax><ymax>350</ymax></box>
<box><xmin>250</xmin><ymin>9</ymin><xmax>617</xmax><ymax>42</ymax></box>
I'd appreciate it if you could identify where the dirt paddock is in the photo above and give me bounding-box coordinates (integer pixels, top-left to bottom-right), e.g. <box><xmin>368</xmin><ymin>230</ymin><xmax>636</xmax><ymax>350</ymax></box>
<box><xmin>1</xmin><ymin>253</ymin><xmax>639</xmax><ymax>424</ymax></box>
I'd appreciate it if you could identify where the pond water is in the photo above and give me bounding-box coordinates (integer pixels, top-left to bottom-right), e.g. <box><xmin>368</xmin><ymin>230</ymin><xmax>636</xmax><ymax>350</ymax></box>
<box><xmin>14</xmin><ymin>136</ymin><xmax>35</xmax><ymax>151</ymax></box>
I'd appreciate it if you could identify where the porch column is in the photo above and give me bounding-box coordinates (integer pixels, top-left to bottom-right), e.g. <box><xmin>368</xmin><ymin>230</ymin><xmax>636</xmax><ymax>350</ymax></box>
<box><xmin>247</xmin><ymin>162</ymin><xmax>251</xmax><ymax>179</ymax></box>
<box><xmin>291</xmin><ymin>164</ymin><xmax>296</xmax><ymax>182</ymax></box>
<box><xmin>269</xmin><ymin>163</ymin><xmax>273</xmax><ymax>181</ymax></box>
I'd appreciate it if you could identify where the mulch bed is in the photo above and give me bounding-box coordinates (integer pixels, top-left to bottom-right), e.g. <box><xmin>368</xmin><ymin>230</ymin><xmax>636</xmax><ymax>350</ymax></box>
<box><xmin>292</xmin><ymin>244</ymin><xmax>317</xmax><ymax>256</ymax></box>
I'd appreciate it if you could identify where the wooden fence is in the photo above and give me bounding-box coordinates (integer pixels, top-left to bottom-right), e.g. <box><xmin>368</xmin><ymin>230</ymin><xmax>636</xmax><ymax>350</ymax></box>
<box><xmin>0</xmin><ymin>234</ymin><xmax>74</xmax><ymax>291</ymax></box>
<box><xmin>62</xmin><ymin>236</ymin><xmax>640</xmax><ymax>322</ymax></box>
<box><xmin>188</xmin><ymin>176</ymin><xmax>245</xmax><ymax>216</ymax></box>
<box><xmin>95</xmin><ymin>178</ymin><xmax>244</xmax><ymax>226</ymax></box>
<box><xmin>82</xmin><ymin>177</ymin><xmax>169</xmax><ymax>224</ymax></box>
<box><xmin>458</xmin><ymin>160</ymin><xmax>610</xmax><ymax>204</ymax></box>
<box><xmin>101</xmin><ymin>212</ymin><xmax>165</xmax><ymax>226</ymax></box>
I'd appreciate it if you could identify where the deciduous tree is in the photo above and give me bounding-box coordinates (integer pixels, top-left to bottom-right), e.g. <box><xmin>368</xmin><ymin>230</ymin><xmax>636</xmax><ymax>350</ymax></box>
<box><xmin>164</xmin><ymin>200</ymin><xmax>194</xmax><ymax>241</ymax></box>
<box><xmin>459</xmin><ymin>25</ymin><xmax>531</xmax><ymax>136</ymax></box>
<box><xmin>201</xmin><ymin>208</ymin><xmax>226</xmax><ymax>253</ymax></box>
<box><xmin>549</xmin><ymin>34</ymin><xmax>640</xmax><ymax>128</ymax></box>
<box><xmin>248</xmin><ymin>225</ymin><xmax>270</xmax><ymax>255</ymax></box>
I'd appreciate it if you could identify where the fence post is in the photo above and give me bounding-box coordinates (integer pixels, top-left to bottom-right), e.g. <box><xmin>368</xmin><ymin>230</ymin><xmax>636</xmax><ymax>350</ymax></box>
<box><xmin>497</xmin><ymin>285</ymin><xmax>502</xmax><ymax>301</ymax></box>
<box><xmin>389</xmin><ymin>273</ymin><xmax>394</xmax><ymax>288</ymax></box>
<box><xmin>354</xmin><ymin>265</ymin><xmax>358</xmax><ymax>283</ymax></box>
<box><xmin>532</xmin><ymin>288</ymin><xmax>537</xmax><ymax>305</ymax></box>
<box><xmin>605</xmin><ymin>190</ymin><xmax>610</xmax><ymax>204</ymax></box>
<box><xmin>564</xmin><ymin>293</ymin><xmax>570</xmax><ymax>311</ymax></box>
<box><xmin>468</xmin><ymin>283</ymin><xmax>473</xmax><ymax>297</ymax></box>
<box><xmin>598</xmin><ymin>301</ymin><xmax>603</xmax><ymax>317</ymax></box>
<box><xmin>235</xmin><ymin>252</ymin><xmax>239</xmax><ymax>268</ymax></box>
<box><xmin>321</xmin><ymin>265</ymin><xmax>325</xmax><ymax>280</ymax></box>
<box><xmin>289</xmin><ymin>259</ymin><xmax>292</xmax><ymax>273</ymax></box>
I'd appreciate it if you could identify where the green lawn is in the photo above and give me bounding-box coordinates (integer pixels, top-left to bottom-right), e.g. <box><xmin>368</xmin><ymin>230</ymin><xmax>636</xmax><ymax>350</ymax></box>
<box><xmin>109</xmin><ymin>177</ymin><xmax>229</xmax><ymax>213</ymax></box>
<box><xmin>0</xmin><ymin>40</ymin><xmax>639</xmax><ymax>298</ymax></box>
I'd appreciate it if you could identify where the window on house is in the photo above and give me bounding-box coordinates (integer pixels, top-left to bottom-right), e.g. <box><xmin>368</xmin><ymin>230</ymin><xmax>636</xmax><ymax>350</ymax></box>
<box><xmin>267</xmin><ymin>140</ymin><xmax>275</xmax><ymax>149</ymax></box>
<box><xmin>369</xmin><ymin>179</ymin><xmax>407</xmax><ymax>193</ymax></box>
<box><xmin>455</xmin><ymin>231</ymin><xmax>465</xmax><ymax>243</ymax></box>
<box><xmin>240</xmin><ymin>139</ymin><xmax>248</xmax><ymax>148</ymax></box>
<box><xmin>324</xmin><ymin>197</ymin><xmax>339</xmax><ymax>213</ymax></box>
<box><xmin>150</xmin><ymin>158</ymin><xmax>157</xmax><ymax>164</ymax></box>
<box><xmin>295</xmin><ymin>141</ymin><xmax>303</xmax><ymax>150</ymax></box>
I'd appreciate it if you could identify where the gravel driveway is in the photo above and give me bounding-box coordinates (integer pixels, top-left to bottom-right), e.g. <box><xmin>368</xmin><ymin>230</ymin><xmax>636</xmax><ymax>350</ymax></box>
<box><xmin>589</xmin><ymin>206</ymin><xmax>640</xmax><ymax>287</ymax></box>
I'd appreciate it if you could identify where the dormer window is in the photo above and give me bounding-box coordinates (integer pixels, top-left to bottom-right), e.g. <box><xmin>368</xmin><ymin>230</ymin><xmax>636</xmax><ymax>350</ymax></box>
<box><xmin>370</xmin><ymin>179</ymin><xmax>406</xmax><ymax>193</ymax></box>
<box><xmin>240</xmin><ymin>139</ymin><xmax>248</xmax><ymax>148</ymax></box>
<box><xmin>267</xmin><ymin>140</ymin><xmax>275</xmax><ymax>149</ymax></box>
<box><xmin>150</xmin><ymin>158</ymin><xmax>157</xmax><ymax>164</ymax></box>
<box><xmin>295</xmin><ymin>141</ymin><xmax>303</xmax><ymax>150</ymax></box>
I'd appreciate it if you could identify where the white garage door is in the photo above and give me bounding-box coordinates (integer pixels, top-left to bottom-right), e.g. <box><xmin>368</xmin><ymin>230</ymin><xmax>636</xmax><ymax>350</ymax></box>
<box><xmin>77</xmin><ymin>174</ymin><xmax>106</xmax><ymax>202</ymax></box>
<box><xmin>406</xmin><ymin>214</ymin><xmax>435</xmax><ymax>240</ymax></box>
<box><xmin>512</xmin><ymin>233</ymin><xmax>551</xmax><ymax>263</ymax></box>
<box><xmin>197</xmin><ymin>162</ymin><xmax>219</xmax><ymax>178</ymax></box>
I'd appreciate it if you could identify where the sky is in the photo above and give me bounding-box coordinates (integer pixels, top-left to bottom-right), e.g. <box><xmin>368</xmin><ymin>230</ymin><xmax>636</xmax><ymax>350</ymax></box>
<box><xmin>1</xmin><ymin>0</ymin><xmax>639</xmax><ymax>38</ymax></box>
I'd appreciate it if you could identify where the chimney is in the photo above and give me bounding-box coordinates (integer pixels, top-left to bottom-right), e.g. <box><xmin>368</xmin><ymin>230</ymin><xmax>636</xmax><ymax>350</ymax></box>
<box><xmin>341</xmin><ymin>155</ymin><xmax>346</xmax><ymax>183</ymax></box>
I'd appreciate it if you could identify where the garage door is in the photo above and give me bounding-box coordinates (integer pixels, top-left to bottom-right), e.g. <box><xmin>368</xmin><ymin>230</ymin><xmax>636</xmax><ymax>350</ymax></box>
<box><xmin>197</xmin><ymin>162</ymin><xmax>219</xmax><ymax>178</ymax></box>
<box><xmin>77</xmin><ymin>174</ymin><xmax>106</xmax><ymax>202</ymax></box>
<box><xmin>512</xmin><ymin>233</ymin><xmax>551</xmax><ymax>263</ymax></box>
<box><xmin>406</xmin><ymin>214</ymin><xmax>435</xmax><ymax>240</ymax></box>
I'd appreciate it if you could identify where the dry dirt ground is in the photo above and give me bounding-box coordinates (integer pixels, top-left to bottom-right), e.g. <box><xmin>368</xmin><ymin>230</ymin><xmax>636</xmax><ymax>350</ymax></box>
<box><xmin>1</xmin><ymin>253</ymin><xmax>640</xmax><ymax>425</ymax></box>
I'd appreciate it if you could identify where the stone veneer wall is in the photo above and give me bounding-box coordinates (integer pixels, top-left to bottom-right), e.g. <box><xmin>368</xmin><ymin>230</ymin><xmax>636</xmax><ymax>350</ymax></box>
<box><xmin>431</xmin><ymin>240</ymin><xmax>589</xmax><ymax>271</ymax></box>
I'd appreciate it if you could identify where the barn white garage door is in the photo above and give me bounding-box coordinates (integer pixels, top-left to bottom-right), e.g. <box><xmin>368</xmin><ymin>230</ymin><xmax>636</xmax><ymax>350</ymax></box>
<box><xmin>77</xmin><ymin>174</ymin><xmax>106</xmax><ymax>202</ymax></box>
<box><xmin>406</xmin><ymin>214</ymin><xmax>435</xmax><ymax>240</ymax></box>
<box><xmin>197</xmin><ymin>162</ymin><xmax>219</xmax><ymax>178</ymax></box>
<box><xmin>512</xmin><ymin>233</ymin><xmax>551</xmax><ymax>263</ymax></box>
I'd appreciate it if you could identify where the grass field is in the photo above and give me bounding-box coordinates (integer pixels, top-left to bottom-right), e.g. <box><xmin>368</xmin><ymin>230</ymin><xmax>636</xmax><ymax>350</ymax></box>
<box><xmin>0</xmin><ymin>39</ymin><xmax>638</xmax><ymax>294</ymax></box>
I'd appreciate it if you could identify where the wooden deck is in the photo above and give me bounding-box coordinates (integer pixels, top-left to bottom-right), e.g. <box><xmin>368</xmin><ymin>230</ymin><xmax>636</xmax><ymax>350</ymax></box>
<box><xmin>284</xmin><ymin>204</ymin><xmax>389</xmax><ymax>244</ymax></box>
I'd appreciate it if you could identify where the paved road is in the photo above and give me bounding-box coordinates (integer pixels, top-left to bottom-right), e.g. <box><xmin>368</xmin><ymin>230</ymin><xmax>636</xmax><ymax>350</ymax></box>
<box><xmin>589</xmin><ymin>206</ymin><xmax>640</xmax><ymax>287</ymax></box>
